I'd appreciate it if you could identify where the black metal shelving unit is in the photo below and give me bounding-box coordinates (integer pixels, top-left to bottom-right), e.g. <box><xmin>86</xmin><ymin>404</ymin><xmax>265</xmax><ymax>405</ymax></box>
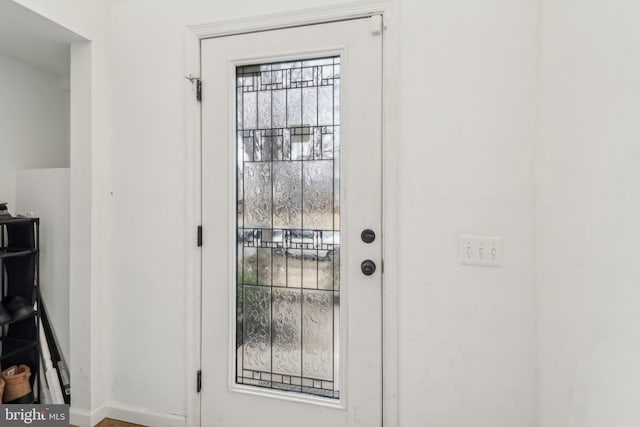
<box><xmin>0</xmin><ymin>216</ymin><xmax>40</xmax><ymax>402</ymax></box>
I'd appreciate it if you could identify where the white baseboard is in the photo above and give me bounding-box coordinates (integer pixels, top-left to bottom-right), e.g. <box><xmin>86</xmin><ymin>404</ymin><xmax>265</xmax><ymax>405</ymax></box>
<box><xmin>70</xmin><ymin>405</ymin><xmax>107</xmax><ymax>427</ymax></box>
<box><xmin>70</xmin><ymin>402</ymin><xmax>186</xmax><ymax>427</ymax></box>
<box><xmin>70</xmin><ymin>407</ymin><xmax>90</xmax><ymax>426</ymax></box>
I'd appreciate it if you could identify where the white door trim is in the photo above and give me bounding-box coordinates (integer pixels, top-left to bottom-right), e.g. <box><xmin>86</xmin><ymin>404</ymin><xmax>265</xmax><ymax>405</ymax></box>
<box><xmin>190</xmin><ymin>0</ymin><xmax>388</xmax><ymax>38</ymax></box>
<box><xmin>184</xmin><ymin>2</ymin><xmax>399</xmax><ymax>426</ymax></box>
<box><xmin>183</xmin><ymin>25</ymin><xmax>203</xmax><ymax>427</ymax></box>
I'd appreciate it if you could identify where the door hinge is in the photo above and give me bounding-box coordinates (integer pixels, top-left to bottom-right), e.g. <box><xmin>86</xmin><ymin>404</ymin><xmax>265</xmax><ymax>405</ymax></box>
<box><xmin>197</xmin><ymin>370</ymin><xmax>202</xmax><ymax>393</ymax></box>
<box><xmin>197</xmin><ymin>225</ymin><xmax>203</xmax><ymax>247</ymax></box>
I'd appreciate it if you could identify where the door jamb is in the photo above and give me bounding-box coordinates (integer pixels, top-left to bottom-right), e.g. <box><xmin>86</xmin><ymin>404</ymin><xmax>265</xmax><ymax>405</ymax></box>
<box><xmin>184</xmin><ymin>2</ymin><xmax>399</xmax><ymax>426</ymax></box>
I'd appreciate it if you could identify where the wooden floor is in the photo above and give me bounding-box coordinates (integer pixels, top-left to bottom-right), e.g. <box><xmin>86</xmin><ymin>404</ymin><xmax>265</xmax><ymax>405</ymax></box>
<box><xmin>71</xmin><ymin>419</ymin><xmax>145</xmax><ymax>427</ymax></box>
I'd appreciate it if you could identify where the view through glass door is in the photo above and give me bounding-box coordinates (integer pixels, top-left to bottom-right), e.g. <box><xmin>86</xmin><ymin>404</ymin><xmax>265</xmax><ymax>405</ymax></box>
<box><xmin>201</xmin><ymin>17</ymin><xmax>382</xmax><ymax>426</ymax></box>
<box><xmin>235</xmin><ymin>56</ymin><xmax>342</xmax><ymax>399</ymax></box>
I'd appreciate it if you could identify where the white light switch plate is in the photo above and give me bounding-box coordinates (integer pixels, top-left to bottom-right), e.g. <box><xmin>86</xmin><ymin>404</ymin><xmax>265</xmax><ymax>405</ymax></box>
<box><xmin>460</xmin><ymin>235</ymin><xmax>503</xmax><ymax>267</ymax></box>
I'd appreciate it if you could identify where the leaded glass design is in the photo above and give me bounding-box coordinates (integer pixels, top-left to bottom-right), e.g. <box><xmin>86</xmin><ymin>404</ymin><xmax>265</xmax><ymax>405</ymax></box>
<box><xmin>236</xmin><ymin>57</ymin><xmax>341</xmax><ymax>399</ymax></box>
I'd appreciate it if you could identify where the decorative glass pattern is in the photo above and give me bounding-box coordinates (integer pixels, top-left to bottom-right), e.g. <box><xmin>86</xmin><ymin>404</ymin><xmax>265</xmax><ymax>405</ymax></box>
<box><xmin>236</xmin><ymin>57</ymin><xmax>340</xmax><ymax>399</ymax></box>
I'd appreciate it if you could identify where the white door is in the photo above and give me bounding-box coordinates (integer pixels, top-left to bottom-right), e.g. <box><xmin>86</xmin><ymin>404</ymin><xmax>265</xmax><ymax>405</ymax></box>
<box><xmin>201</xmin><ymin>17</ymin><xmax>382</xmax><ymax>427</ymax></box>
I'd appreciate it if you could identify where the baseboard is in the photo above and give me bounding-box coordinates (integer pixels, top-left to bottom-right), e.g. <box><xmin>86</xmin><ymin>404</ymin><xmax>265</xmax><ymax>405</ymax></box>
<box><xmin>70</xmin><ymin>402</ymin><xmax>186</xmax><ymax>427</ymax></box>
<box><xmin>70</xmin><ymin>404</ymin><xmax>108</xmax><ymax>427</ymax></box>
<box><xmin>70</xmin><ymin>407</ymin><xmax>91</xmax><ymax>426</ymax></box>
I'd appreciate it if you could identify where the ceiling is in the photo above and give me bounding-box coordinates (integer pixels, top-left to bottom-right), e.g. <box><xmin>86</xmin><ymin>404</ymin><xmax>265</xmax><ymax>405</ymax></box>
<box><xmin>0</xmin><ymin>0</ymin><xmax>86</xmax><ymax>76</ymax></box>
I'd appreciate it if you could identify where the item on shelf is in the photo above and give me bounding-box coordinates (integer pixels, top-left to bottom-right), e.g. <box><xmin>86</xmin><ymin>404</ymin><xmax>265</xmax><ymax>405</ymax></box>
<box><xmin>3</xmin><ymin>296</ymin><xmax>35</xmax><ymax>322</ymax></box>
<box><xmin>2</xmin><ymin>365</ymin><xmax>34</xmax><ymax>404</ymax></box>
<box><xmin>40</xmin><ymin>297</ymin><xmax>70</xmax><ymax>403</ymax></box>
<box><xmin>39</xmin><ymin>354</ymin><xmax>52</xmax><ymax>404</ymax></box>
<box><xmin>0</xmin><ymin>201</ymin><xmax>11</xmax><ymax>218</ymax></box>
<box><xmin>0</xmin><ymin>303</ymin><xmax>11</xmax><ymax>323</ymax></box>
<box><xmin>38</xmin><ymin>319</ymin><xmax>64</xmax><ymax>404</ymax></box>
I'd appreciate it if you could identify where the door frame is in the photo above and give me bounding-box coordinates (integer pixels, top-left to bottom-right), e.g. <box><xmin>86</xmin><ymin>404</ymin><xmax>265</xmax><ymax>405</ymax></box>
<box><xmin>184</xmin><ymin>2</ymin><xmax>400</xmax><ymax>426</ymax></box>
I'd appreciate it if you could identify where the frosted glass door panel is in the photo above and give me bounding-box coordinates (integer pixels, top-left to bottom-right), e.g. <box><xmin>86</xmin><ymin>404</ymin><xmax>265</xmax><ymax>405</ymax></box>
<box><xmin>236</xmin><ymin>57</ymin><xmax>341</xmax><ymax>399</ymax></box>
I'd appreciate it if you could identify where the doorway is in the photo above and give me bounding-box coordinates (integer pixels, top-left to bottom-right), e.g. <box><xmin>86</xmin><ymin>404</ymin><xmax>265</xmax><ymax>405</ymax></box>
<box><xmin>0</xmin><ymin>2</ymin><xmax>93</xmax><ymax>418</ymax></box>
<box><xmin>200</xmin><ymin>17</ymin><xmax>383</xmax><ymax>426</ymax></box>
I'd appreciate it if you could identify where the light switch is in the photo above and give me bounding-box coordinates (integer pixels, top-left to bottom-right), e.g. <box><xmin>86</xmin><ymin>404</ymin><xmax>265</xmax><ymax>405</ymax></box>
<box><xmin>460</xmin><ymin>235</ymin><xmax>503</xmax><ymax>267</ymax></box>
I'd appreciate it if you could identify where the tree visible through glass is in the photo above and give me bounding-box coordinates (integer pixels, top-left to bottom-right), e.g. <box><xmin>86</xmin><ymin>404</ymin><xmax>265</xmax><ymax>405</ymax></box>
<box><xmin>236</xmin><ymin>57</ymin><xmax>341</xmax><ymax>399</ymax></box>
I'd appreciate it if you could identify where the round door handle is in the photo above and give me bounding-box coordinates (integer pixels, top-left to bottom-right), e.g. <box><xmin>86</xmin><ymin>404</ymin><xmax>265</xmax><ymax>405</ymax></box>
<box><xmin>361</xmin><ymin>260</ymin><xmax>376</xmax><ymax>276</ymax></box>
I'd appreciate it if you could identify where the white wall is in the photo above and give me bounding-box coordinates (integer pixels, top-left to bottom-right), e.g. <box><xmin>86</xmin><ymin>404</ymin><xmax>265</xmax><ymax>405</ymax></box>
<box><xmin>0</xmin><ymin>54</ymin><xmax>68</xmax><ymax>209</ymax></box>
<box><xmin>397</xmin><ymin>0</ymin><xmax>537</xmax><ymax>425</ymax></box>
<box><xmin>537</xmin><ymin>1</ymin><xmax>640</xmax><ymax>426</ymax></box>
<box><xmin>16</xmin><ymin>168</ymin><xmax>71</xmax><ymax>362</ymax></box>
<box><xmin>100</xmin><ymin>0</ymin><xmax>538</xmax><ymax>425</ymax></box>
